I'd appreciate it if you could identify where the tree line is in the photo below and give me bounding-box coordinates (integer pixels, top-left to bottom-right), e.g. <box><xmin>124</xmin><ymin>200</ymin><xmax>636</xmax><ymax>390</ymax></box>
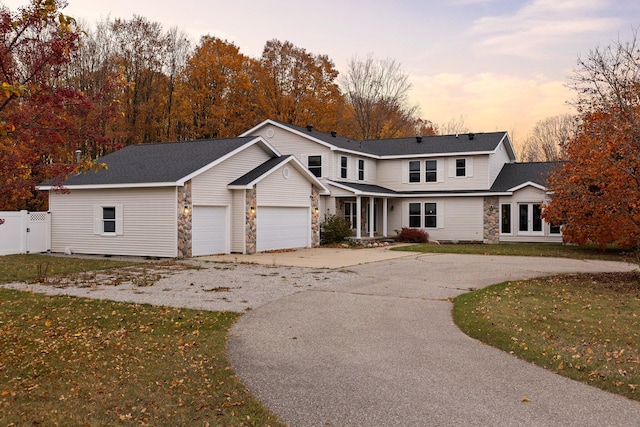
<box><xmin>1</xmin><ymin>0</ymin><xmax>437</xmax><ymax>210</ymax></box>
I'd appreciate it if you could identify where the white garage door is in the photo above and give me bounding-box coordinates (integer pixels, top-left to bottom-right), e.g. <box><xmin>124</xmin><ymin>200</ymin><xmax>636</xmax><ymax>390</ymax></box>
<box><xmin>257</xmin><ymin>207</ymin><xmax>309</xmax><ymax>252</ymax></box>
<box><xmin>192</xmin><ymin>206</ymin><xmax>227</xmax><ymax>256</ymax></box>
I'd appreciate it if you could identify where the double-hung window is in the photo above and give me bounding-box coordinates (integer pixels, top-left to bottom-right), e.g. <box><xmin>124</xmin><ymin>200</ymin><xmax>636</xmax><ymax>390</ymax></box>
<box><xmin>425</xmin><ymin>160</ymin><xmax>437</xmax><ymax>182</ymax></box>
<box><xmin>103</xmin><ymin>207</ymin><xmax>116</xmax><ymax>233</ymax></box>
<box><xmin>340</xmin><ymin>156</ymin><xmax>348</xmax><ymax>179</ymax></box>
<box><xmin>455</xmin><ymin>159</ymin><xmax>466</xmax><ymax>177</ymax></box>
<box><xmin>358</xmin><ymin>159</ymin><xmax>365</xmax><ymax>181</ymax></box>
<box><xmin>408</xmin><ymin>202</ymin><xmax>437</xmax><ymax>228</ymax></box>
<box><xmin>409</xmin><ymin>161</ymin><xmax>421</xmax><ymax>183</ymax></box>
<box><xmin>308</xmin><ymin>155</ymin><xmax>322</xmax><ymax>177</ymax></box>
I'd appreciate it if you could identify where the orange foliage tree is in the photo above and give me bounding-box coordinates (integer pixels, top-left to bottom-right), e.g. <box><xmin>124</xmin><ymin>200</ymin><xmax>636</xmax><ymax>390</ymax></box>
<box><xmin>543</xmin><ymin>32</ymin><xmax>640</xmax><ymax>249</ymax></box>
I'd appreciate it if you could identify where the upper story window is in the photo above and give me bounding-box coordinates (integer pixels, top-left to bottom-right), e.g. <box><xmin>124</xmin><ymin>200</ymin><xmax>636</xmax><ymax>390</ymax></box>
<box><xmin>308</xmin><ymin>155</ymin><xmax>322</xmax><ymax>177</ymax></box>
<box><xmin>340</xmin><ymin>156</ymin><xmax>348</xmax><ymax>179</ymax></box>
<box><xmin>425</xmin><ymin>160</ymin><xmax>437</xmax><ymax>182</ymax></box>
<box><xmin>456</xmin><ymin>159</ymin><xmax>466</xmax><ymax>177</ymax></box>
<box><xmin>409</xmin><ymin>160</ymin><xmax>421</xmax><ymax>183</ymax></box>
<box><xmin>358</xmin><ymin>159</ymin><xmax>365</xmax><ymax>181</ymax></box>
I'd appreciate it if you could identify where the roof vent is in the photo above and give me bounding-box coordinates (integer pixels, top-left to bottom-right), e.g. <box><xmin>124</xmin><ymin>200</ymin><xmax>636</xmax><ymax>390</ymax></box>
<box><xmin>306</xmin><ymin>124</ymin><xmax>313</xmax><ymax>132</ymax></box>
<box><xmin>331</xmin><ymin>130</ymin><xmax>337</xmax><ymax>137</ymax></box>
<box><xmin>416</xmin><ymin>136</ymin><xmax>422</xmax><ymax>143</ymax></box>
<box><xmin>455</xmin><ymin>133</ymin><xmax>459</xmax><ymax>138</ymax></box>
<box><xmin>468</xmin><ymin>133</ymin><xmax>475</xmax><ymax>140</ymax></box>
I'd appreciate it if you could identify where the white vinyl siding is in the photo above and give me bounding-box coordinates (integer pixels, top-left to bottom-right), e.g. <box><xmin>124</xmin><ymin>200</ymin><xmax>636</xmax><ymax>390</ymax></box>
<box><xmin>192</xmin><ymin>143</ymin><xmax>271</xmax><ymax>206</ymax></box>
<box><xmin>402</xmin><ymin>198</ymin><xmax>483</xmax><ymax>242</ymax></box>
<box><xmin>50</xmin><ymin>187</ymin><xmax>177</xmax><ymax>258</ymax></box>
<box><xmin>489</xmin><ymin>140</ymin><xmax>513</xmax><ymax>187</ymax></box>
<box><xmin>257</xmin><ymin>165</ymin><xmax>311</xmax><ymax>207</ymax></box>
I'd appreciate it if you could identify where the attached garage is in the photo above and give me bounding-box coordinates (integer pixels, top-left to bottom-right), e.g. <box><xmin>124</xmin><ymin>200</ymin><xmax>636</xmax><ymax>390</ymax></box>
<box><xmin>192</xmin><ymin>206</ymin><xmax>228</xmax><ymax>256</ymax></box>
<box><xmin>257</xmin><ymin>207</ymin><xmax>309</xmax><ymax>252</ymax></box>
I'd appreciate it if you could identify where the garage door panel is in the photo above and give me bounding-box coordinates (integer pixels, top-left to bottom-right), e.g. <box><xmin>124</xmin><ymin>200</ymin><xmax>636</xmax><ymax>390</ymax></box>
<box><xmin>257</xmin><ymin>207</ymin><xmax>308</xmax><ymax>252</ymax></box>
<box><xmin>192</xmin><ymin>206</ymin><xmax>227</xmax><ymax>256</ymax></box>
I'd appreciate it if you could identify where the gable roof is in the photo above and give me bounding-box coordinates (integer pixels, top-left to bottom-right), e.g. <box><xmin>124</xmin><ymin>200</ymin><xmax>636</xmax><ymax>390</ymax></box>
<box><xmin>39</xmin><ymin>137</ymin><xmax>277</xmax><ymax>189</ymax></box>
<box><xmin>490</xmin><ymin>162</ymin><xmax>560</xmax><ymax>192</ymax></box>
<box><xmin>228</xmin><ymin>155</ymin><xmax>330</xmax><ymax>194</ymax></box>
<box><xmin>242</xmin><ymin>119</ymin><xmax>516</xmax><ymax>159</ymax></box>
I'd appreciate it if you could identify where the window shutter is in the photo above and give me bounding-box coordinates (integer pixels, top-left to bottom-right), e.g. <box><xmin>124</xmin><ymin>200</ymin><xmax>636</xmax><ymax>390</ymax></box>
<box><xmin>93</xmin><ymin>205</ymin><xmax>102</xmax><ymax>235</ymax></box>
<box><xmin>115</xmin><ymin>205</ymin><xmax>124</xmax><ymax>235</ymax></box>
<box><xmin>448</xmin><ymin>158</ymin><xmax>455</xmax><ymax>177</ymax></box>
<box><xmin>467</xmin><ymin>157</ymin><xmax>474</xmax><ymax>177</ymax></box>
<box><xmin>437</xmin><ymin>202</ymin><xmax>444</xmax><ymax>229</ymax></box>
<box><xmin>437</xmin><ymin>160</ymin><xmax>444</xmax><ymax>182</ymax></box>
<box><xmin>401</xmin><ymin>161</ymin><xmax>408</xmax><ymax>184</ymax></box>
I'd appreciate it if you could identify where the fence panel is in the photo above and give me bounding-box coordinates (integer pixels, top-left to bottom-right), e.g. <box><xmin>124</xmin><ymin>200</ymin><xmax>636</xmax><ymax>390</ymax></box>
<box><xmin>0</xmin><ymin>211</ymin><xmax>51</xmax><ymax>255</ymax></box>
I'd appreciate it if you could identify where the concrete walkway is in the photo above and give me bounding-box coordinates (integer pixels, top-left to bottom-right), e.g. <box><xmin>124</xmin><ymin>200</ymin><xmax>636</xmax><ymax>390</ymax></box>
<box><xmin>228</xmin><ymin>253</ymin><xmax>640</xmax><ymax>426</ymax></box>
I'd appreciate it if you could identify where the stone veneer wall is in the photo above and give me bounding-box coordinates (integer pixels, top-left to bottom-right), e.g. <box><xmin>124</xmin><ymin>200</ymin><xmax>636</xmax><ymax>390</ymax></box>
<box><xmin>177</xmin><ymin>181</ymin><xmax>192</xmax><ymax>258</ymax></box>
<box><xmin>311</xmin><ymin>185</ymin><xmax>320</xmax><ymax>247</ymax></box>
<box><xmin>245</xmin><ymin>187</ymin><xmax>257</xmax><ymax>254</ymax></box>
<box><xmin>483</xmin><ymin>196</ymin><xmax>500</xmax><ymax>244</ymax></box>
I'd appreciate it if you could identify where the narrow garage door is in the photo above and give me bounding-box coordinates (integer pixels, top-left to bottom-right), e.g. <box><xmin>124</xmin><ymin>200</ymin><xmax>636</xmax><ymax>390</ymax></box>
<box><xmin>192</xmin><ymin>206</ymin><xmax>227</xmax><ymax>256</ymax></box>
<box><xmin>257</xmin><ymin>207</ymin><xmax>309</xmax><ymax>252</ymax></box>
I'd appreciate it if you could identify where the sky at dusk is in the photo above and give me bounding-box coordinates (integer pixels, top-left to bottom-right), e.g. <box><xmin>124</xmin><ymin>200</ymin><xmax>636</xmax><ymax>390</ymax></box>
<box><xmin>3</xmin><ymin>0</ymin><xmax>640</xmax><ymax>143</ymax></box>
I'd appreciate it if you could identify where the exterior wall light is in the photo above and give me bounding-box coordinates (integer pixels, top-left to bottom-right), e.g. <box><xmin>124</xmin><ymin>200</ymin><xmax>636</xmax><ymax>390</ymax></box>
<box><xmin>183</xmin><ymin>205</ymin><xmax>189</xmax><ymax>215</ymax></box>
<box><xmin>250</xmin><ymin>206</ymin><xmax>256</xmax><ymax>215</ymax></box>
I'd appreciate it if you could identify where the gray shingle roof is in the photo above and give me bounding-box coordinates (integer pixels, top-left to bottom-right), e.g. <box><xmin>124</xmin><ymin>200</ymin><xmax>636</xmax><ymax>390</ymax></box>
<box><xmin>271</xmin><ymin>121</ymin><xmax>510</xmax><ymax>157</ymax></box>
<box><xmin>229</xmin><ymin>156</ymin><xmax>291</xmax><ymax>186</ymax></box>
<box><xmin>490</xmin><ymin>162</ymin><xmax>561</xmax><ymax>192</ymax></box>
<box><xmin>52</xmin><ymin>137</ymin><xmax>259</xmax><ymax>186</ymax></box>
<box><xmin>329</xmin><ymin>181</ymin><xmax>398</xmax><ymax>195</ymax></box>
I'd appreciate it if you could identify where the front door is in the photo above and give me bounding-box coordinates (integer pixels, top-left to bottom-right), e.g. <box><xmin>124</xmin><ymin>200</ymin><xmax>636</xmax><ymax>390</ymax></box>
<box><xmin>518</xmin><ymin>203</ymin><xmax>543</xmax><ymax>235</ymax></box>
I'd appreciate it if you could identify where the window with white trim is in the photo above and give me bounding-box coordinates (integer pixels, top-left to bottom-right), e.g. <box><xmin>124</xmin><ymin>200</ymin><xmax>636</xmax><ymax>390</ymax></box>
<box><xmin>409</xmin><ymin>161</ymin><xmax>421</xmax><ymax>183</ymax></box>
<box><xmin>344</xmin><ymin>201</ymin><xmax>357</xmax><ymax>229</ymax></box>
<box><xmin>455</xmin><ymin>158</ymin><xmax>466</xmax><ymax>177</ymax></box>
<box><xmin>308</xmin><ymin>155</ymin><xmax>322</xmax><ymax>177</ymax></box>
<box><xmin>425</xmin><ymin>160</ymin><xmax>437</xmax><ymax>182</ymax></box>
<box><xmin>408</xmin><ymin>202</ymin><xmax>438</xmax><ymax>228</ymax></box>
<box><xmin>500</xmin><ymin>204</ymin><xmax>511</xmax><ymax>234</ymax></box>
<box><xmin>340</xmin><ymin>156</ymin><xmax>348</xmax><ymax>179</ymax></box>
<box><xmin>518</xmin><ymin>203</ymin><xmax>543</xmax><ymax>234</ymax></box>
<box><xmin>94</xmin><ymin>205</ymin><xmax>123</xmax><ymax>236</ymax></box>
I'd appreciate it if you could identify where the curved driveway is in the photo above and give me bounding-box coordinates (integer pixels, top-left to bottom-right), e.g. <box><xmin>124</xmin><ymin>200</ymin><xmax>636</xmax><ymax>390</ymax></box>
<box><xmin>228</xmin><ymin>253</ymin><xmax>640</xmax><ymax>426</ymax></box>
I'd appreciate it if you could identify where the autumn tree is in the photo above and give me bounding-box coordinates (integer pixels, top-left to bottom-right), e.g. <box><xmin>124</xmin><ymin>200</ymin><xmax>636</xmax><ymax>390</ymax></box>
<box><xmin>174</xmin><ymin>36</ymin><xmax>255</xmax><ymax>139</ymax></box>
<box><xmin>543</xmin><ymin>31</ymin><xmax>640</xmax><ymax>249</ymax></box>
<box><xmin>519</xmin><ymin>114</ymin><xmax>575</xmax><ymax>162</ymax></box>
<box><xmin>254</xmin><ymin>39</ymin><xmax>344</xmax><ymax>131</ymax></box>
<box><xmin>340</xmin><ymin>54</ymin><xmax>420</xmax><ymax>140</ymax></box>
<box><xmin>0</xmin><ymin>0</ymin><xmax>106</xmax><ymax>210</ymax></box>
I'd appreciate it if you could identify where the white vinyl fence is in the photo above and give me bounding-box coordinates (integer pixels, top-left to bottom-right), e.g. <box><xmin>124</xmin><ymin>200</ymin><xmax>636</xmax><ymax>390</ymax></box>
<box><xmin>0</xmin><ymin>211</ymin><xmax>51</xmax><ymax>255</ymax></box>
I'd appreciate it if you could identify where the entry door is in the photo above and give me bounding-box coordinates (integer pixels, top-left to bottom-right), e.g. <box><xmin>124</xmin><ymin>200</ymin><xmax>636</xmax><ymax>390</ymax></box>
<box><xmin>344</xmin><ymin>201</ymin><xmax>357</xmax><ymax>229</ymax></box>
<box><xmin>518</xmin><ymin>203</ymin><xmax>543</xmax><ymax>235</ymax></box>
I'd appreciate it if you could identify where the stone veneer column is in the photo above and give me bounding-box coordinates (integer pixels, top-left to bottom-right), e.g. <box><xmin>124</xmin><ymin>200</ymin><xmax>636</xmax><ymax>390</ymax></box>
<box><xmin>177</xmin><ymin>181</ymin><xmax>192</xmax><ymax>258</ymax></box>
<box><xmin>311</xmin><ymin>185</ymin><xmax>320</xmax><ymax>247</ymax></box>
<box><xmin>483</xmin><ymin>196</ymin><xmax>500</xmax><ymax>244</ymax></box>
<box><xmin>245</xmin><ymin>187</ymin><xmax>257</xmax><ymax>254</ymax></box>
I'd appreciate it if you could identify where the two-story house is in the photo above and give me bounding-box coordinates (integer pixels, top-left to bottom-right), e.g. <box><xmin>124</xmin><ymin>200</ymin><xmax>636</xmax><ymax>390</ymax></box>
<box><xmin>39</xmin><ymin>119</ymin><xmax>561</xmax><ymax>259</ymax></box>
<box><xmin>242</xmin><ymin>120</ymin><xmax>562</xmax><ymax>245</ymax></box>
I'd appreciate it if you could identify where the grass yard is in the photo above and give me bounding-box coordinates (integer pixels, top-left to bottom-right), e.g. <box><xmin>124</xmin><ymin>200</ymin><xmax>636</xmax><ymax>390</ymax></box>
<box><xmin>453</xmin><ymin>271</ymin><xmax>640</xmax><ymax>401</ymax></box>
<box><xmin>393</xmin><ymin>242</ymin><xmax>633</xmax><ymax>261</ymax></box>
<box><xmin>0</xmin><ymin>254</ymin><xmax>138</xmax><ymax>284</ymax></box>
<box><xmin>0</xmin><ymin>288</ymin><xmax>284</xmax><ymax>426</ymax></box>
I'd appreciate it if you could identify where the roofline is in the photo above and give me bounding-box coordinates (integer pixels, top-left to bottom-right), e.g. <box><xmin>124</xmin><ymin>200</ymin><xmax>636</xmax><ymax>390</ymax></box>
<box><xmin>379</xmin><ymin>151</ymin><xmax>495</xmax><ymax>160</ymax></box>
<box><xmin>176</xmin><ymin>136</ymin><xmax>280</xmax><ymax>185</ymax></box>
<box><xmin>326</xmin><ymin>180</ymin><xmax>513</xmax><ymax>197</ymax></box>
<box><xmin>241</xmin><ymin>119</ymin><xmax>341</xmax><ymax>151</ymax></box>
<box><xmin>228</xmin><ymin>156</ymin><xmax>330</xmax><ymax>194</ymax></box>
<box><xmin>37</xmin><ymin>182</ymin><xmax>178</xmax><ymax>191</ymax></box>
<box><xmin>499</xmin><ymin>133</ymin><xmax>518</xmax><ymax>161</ymax></box>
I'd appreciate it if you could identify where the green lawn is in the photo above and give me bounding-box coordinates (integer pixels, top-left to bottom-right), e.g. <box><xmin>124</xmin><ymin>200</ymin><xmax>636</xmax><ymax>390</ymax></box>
<box><xmin>392</xmin><ymin>242</ymin><xmax>632</xmax><ymax>261</ymax></box>
<box><xmin>453</xmin><ymin>271</ymin><xmax>640</xmax><ymax>401</ymax></box>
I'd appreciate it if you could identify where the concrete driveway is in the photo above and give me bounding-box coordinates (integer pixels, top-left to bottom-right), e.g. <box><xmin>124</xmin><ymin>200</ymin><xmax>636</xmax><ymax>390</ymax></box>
<box><xmin>228</xmin><ymin>252</ymin><xmax>640</xmax><ymax>427</ymax></box>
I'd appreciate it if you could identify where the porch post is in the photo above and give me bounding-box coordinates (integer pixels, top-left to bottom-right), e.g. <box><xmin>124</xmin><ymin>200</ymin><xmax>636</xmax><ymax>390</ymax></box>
<box><xmin>369</xmin><ymin>196</ymin><xmax>374</xmax><ymax>238</ymax></box>
<box><xmin>382</xmin><ymin>198</ymin><xmax>388</xmax><ymax>237</ymax></box>
<box><xmin>356</xmin><ymin>196</ymin><xmax>362</xmax><ymax>239</ymax></box>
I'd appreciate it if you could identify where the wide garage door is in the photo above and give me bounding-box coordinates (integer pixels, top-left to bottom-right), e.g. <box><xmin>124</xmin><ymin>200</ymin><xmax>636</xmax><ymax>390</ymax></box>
<box><xmin>257</xmin><ymin>207</ymin><xmax>309</xmax><ymax>252</ymax></box>
<box><xmin>192</xmin><ymin>206</ymin><xmax>227</xmax><ymax>256</ymax></box>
